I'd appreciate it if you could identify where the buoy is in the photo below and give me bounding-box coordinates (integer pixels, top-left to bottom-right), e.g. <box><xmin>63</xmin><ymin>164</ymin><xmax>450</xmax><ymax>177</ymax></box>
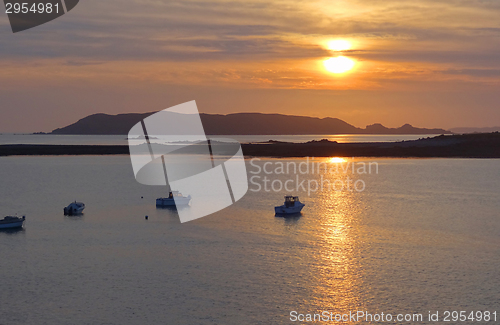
<box><xmin>141</xmin><ymin>196</ymin><xmax>143</xmax><ymax>199</ymax></box>
<box><xmin>145</xmin><ymin>215</ymin><xmax>148</xmax><ymax>220</ymax></box>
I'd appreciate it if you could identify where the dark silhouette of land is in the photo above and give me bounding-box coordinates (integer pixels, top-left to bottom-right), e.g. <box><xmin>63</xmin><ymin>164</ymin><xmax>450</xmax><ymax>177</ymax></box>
<box><xmin>241</xmin><ymin>133</ymin><xmax>500</xmax><ymax>158</ymax></box>
<box><xmin>51</xmin><ymin>112</ymin><xmax>451</xmax><ymax>135</ymax></box>
<box><xmin>2</xmin><ymin>132</ymin><xmax>499</xmax><ymax>158</ymax></box>
<box><xmin>449</xmin><ymin>126</ymin><xmax>500</xmax><ymax>134</ymax></box>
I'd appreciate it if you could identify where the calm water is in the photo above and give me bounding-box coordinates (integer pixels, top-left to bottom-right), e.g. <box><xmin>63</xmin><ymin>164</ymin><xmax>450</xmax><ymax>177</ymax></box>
<box><xmin>0</xmin><ymin>156</ymin><xmax>499</xmax><ymax>324</ymax></box>
<box><xmin>0</xmin><ymin>134</ymin><xmax>438</xmax><ymax>145</ymax></box>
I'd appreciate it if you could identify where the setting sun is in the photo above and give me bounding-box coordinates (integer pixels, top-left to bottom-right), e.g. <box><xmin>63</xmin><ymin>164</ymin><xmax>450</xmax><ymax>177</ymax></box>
<box><xmin>323</xmin><ymin>56</ymin><xmax>355</xmax><ymax>74</ymax></box>
<box><xmin>327</xmin><ymin>40</ymin><xmax>351</xmax><ymax>51</ymax></box>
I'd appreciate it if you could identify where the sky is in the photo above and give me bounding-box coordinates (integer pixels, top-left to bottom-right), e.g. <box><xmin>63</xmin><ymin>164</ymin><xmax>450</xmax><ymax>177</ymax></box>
<box><xmin>1</xmin><ymin>0</ymin><xmax>500</xmax><ymax>132</ymax></box>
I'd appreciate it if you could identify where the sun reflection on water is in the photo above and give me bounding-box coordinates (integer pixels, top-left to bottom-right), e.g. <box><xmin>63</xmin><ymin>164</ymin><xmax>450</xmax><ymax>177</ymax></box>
<box><xmin>329</xmin><ymin>157</ymin><xmax>347</xmax><ymax>163</ymax></box>
<box><xmin>308</xmin><ymin>166</ymin><xmax>364</xmax><ymax>321</ymax></box>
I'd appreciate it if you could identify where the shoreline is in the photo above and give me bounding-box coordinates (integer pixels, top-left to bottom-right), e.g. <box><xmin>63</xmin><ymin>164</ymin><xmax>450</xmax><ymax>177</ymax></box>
<box><xmin>0</xmin><ymin>133</ymin><xmax>499</xmax><ymax>158</ymax></box>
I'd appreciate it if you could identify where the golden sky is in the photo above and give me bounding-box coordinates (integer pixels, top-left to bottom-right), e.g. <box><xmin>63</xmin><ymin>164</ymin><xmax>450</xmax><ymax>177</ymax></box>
<box><xmin>1</xmin><ymin>0</ymin><xmax>500</xmax><ymax>132</ymax></box>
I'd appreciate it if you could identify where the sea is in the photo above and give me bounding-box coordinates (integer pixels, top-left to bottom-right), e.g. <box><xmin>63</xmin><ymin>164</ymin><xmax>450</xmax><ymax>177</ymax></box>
<box><xmin>0</xmin><ymin>135</ymin><xmax>499</xmax><ymax>325</ymax></box>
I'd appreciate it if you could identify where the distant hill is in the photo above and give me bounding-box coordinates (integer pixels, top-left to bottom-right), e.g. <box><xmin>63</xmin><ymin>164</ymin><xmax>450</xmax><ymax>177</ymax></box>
<box><xmin>52</xmin><ymin>112</ymin><xmax>154</xmax><ymax>135</ymax></box>
<box><xmin>450</xmin><ymin>126</ymin><xmax>500</xmax><ymax>134</ymax></box>
<box><xmin>364</xmin><ymin>123</ymin><xmax>450</xmax><ymax>134</ymax></box>
<box><xmin>51</xmin><ymin>112</ymin><xmax>452</xmax><ymax>135</ymax></box>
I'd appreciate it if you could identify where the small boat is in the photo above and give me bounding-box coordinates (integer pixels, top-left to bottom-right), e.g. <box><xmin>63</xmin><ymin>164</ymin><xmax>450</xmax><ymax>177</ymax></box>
<box><xmin>64</xmin><ymin>201</ymin><xmax>85</xmax><ymax>215</ymax></box>
<box><xmin>156</xmin><ymin>191</ymin><xmax>191</xmax><ymax>207</ymax></box>
<box><xmin>275</xmin><ymin>196</ymin><xmax>305</xmax><ymax>215</ymax></box>
<box><xmin>0</xmin><ymin>216</ymin><xmax>25</xmax><ymax>229</ymax></box>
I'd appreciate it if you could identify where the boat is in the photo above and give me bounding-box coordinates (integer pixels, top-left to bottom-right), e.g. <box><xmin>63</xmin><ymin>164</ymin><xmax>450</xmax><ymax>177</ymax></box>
<box><xmin>0</xmin><ymin>216</ymin><xmax>25</xmax><ymax>229</ymax></box>
<box><xmin>64</xmin><ymin>201</ymin><xmax>85</xmax><ymax>215</ymax></box>
<box><xmin>156</xmin><ymin>191</ymin><xmax>191</xmax><ymax>207</ymax></box>
<box><xmin>275</xmin><ymin>196</ymin><xmax>305</xmax><ymax>215</ymax></box>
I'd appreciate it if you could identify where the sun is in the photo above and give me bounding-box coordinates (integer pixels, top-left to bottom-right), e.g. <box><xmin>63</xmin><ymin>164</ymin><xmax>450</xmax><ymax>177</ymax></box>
<box><xmin>323</xmin><ymin>56</ymin><xmax>355</xmax><ymax>74</ymax></box>
<box><xmin>327</xmin><ymin>40</ymin><xmax>351</xmax><ymax>51</ymax></box>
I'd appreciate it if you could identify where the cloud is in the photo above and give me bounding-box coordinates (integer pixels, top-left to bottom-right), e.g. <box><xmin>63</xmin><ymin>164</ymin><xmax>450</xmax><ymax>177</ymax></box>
<box><xmin>1</xmin><ymin>0</ymin><xmax>500</xmax><ymax>90</ymax></box>
<box><xmin>65</xmin><ymin>60</ymin><xmax>105</xmax><ymax>66</ymax></box>
<box><xmin>0</xmin><ymin>0</ymin><xmax>498</xmax><ymax>64</ymax></box>
<box><xmin>441</xmin><ymin>68</ymin><xmax>500</xmax><ymax>77</ymax></box>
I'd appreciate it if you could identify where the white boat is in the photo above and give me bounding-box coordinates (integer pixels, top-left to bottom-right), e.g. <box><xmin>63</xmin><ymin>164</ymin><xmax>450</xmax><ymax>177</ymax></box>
<box><xmin>275</xmin><ymin>196</ymin><xmax>305</xmax><ymax>215</ymax></box>
<box><xmin>0</xmin><ymin>216</ymin><xmax>25</xmax><ymax>229</ymax></box>
<box><xmin>64</xmin><ymin>201</ymin><xmax>85</xmax><ymax>215</ymax></box>
<box><xmin>156</xmin><ymin>191</ymin><xmax>191</xmax><ymax>207</ymax></box>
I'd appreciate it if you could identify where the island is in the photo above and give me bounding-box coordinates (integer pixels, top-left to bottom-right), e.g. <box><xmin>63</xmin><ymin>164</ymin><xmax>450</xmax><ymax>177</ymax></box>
<box><xmin>50</xmin><ymin>112</ymin><xmax>452</xmax><ymax>135</ymax></box>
